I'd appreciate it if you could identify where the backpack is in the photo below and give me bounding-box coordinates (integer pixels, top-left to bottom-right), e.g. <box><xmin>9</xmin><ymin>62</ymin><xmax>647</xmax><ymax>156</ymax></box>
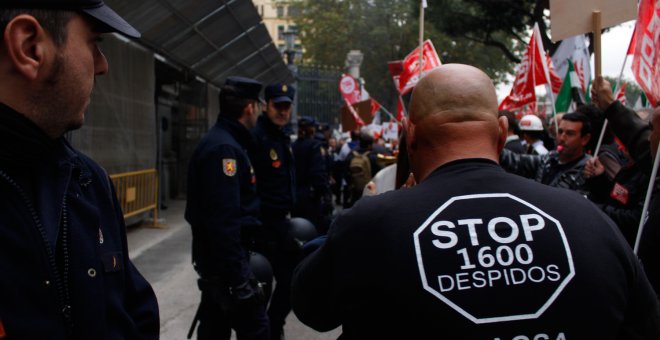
<box><xmin>349</xmin><ymin>150</ymin><xmax>372</xmax><ymax>194</ymax></box>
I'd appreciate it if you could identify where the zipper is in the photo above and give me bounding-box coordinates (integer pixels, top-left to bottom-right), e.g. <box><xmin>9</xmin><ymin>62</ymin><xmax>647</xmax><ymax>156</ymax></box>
<box><xmin>0</xmin><ymin>169</ymin><xmax>73</xmax><ymax>333</ymax></box>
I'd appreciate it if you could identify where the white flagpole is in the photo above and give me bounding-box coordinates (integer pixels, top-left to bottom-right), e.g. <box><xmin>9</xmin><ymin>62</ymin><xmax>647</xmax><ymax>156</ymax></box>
<box><xmin>634</xmin><ymin>142</ymin><xmax>660</xmax><ymax>255</ymax></box>
<box><xmin>419</xmin><ymin>0</ymin><xmax>425</xmax><ymax>77</ymax></box>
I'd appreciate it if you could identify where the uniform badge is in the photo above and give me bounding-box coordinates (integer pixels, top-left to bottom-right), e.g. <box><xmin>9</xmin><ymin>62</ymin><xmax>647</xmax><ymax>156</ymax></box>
<box><xmin>98</xmin><ymin>228</ymin><xmax>104</xmax><ymax>245</ymax></box>
<box><xmin>610</xmin><ymin>182</ymin><xmax>629</xmax><ymax>205</ymax></box>
<box><xmin>272</xmin><ymin>160</ymin><xmax>282</xmax><ymax>168</ymax></box>
<box><xmin>270</xmin><ymin>148</ymin><xmax>278</xmax><ymax>160</ymax></box>
<box><xmin>282</xmin><ymin>84</ymin><xmax>288</xmax><ymax>92</ymax></box>
<box><xmin>223</xmin><ymin>159</ymin><xmax>237</xmax><ymax>177</ymax></box>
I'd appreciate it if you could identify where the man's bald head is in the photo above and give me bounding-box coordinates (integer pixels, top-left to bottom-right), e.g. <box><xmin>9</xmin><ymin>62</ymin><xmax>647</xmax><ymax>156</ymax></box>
<box><xmin>409</xmin><ymin>64</ymin><xmax>499</xmax><ymax>124</ymax></box>
<box><xmin>404</xmin><ymin>64</ymin><xmax>507</xmax><ymax>183</ymax></box>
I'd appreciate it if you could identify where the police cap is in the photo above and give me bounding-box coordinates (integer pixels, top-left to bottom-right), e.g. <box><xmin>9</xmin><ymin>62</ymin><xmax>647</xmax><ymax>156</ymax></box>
<box><xmin>224</xmin><ymin>76</ymin><xmax>263</xmax><ymax>101</ymax></box>
<box><xmin>265</xmin><ymin>83</ymin><xmax>295</xmax><ymax>104</ymax></box>
<box><xmin>1</xmin><ymin>0</ymin><xmax>141</xmax><ymax>38</ymax></box>
<box><xmin>298</xmin><ymin>116</ymin><xmax>317</xmax><ymax>127</ymax></box>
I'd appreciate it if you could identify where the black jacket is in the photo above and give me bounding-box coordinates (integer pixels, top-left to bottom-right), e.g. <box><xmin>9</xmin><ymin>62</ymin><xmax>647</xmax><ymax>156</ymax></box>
<box><xmin>500</xmin><ymin>149</ymin><xmax>590</xmax><ymax>194</ymax></box>
<box><xmin>250</xmin><ymin>114</ymin><xmax>295</xmax><ymax>217</ymax></box>
<box><xmin>186</xmin><ymin>116</ymin><xmax>260</xmax><ymax>285</ymax></box>
<box><xmin>603</xmin><ymin>100</ymin><xmax>660</xmax><ymax>296</ymax></box>
<box><xmin>292</xmin><ymin>159</ymin><xmax>659</xmax><ymax>339</ymax></box>
<box><xmin>0</xmin><ymin>103</ymin><xmax>159</xmax><ymax>339</ymax></box>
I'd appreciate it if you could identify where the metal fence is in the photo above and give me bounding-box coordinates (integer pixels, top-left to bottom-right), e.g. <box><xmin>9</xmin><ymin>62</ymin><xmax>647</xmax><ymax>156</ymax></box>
<box><xmin>110</xmin><ymin>169</ymin><xmax>159</xmax><ymax>227</ymax></box>
<box><xmin>296</xmin><ymin>65</ymin><xmax>343</xmax><ymax>129</ymax></box>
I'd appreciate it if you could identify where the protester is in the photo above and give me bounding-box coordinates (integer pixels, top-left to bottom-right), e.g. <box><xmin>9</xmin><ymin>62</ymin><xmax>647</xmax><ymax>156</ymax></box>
<box><xmin>291</xmin><ymin>64</ymin><xmax>660</xmax><ymax>338</ymax></box>
<box><xmin>500</xmin><ymin>112</ymin><xmax>592</xmax><ymax>194</ymax></box>
<box><xmin>499</xmin><ymin>110</ymin><xmax>526</xmax><ymax>154</ymax></box>
<box><xmin>0</xmin><ymin>1</ymin><xmax>159</xmax><ymax>338</ymax></box>
<box><xmin>519</xmin><ymin>114</ymin><xmax>549</xmax><ymax>155</ymax></box>
<box><xmin>185</xmin><ymin>77</ymin><xmax>269</xmax><ymax>339</ymax></box>
<box><xmin>591</xmin><ymin>75</ymin><xmax>660</xmax><ymax>297</ymax></box>
<box><xmin>249</xmin><ymin>82</ymin><xmax>298</xmax><ymax>340</ymax></box>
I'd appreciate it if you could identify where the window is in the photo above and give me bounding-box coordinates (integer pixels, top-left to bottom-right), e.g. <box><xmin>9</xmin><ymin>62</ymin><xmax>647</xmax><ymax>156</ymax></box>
<box><xmin>288</xmin><ymin>5</ymin><xmax>300</xmax><ymax>17</ymax></box>
<box><xmin>276</xmin><ymin>6</ymin><xmax>284</xmax><ymax>17</ymax></box>
<box><xmin>277</xmin><ymin>25</ymin><xmax>285</xmax><ymax>40</ymax></box>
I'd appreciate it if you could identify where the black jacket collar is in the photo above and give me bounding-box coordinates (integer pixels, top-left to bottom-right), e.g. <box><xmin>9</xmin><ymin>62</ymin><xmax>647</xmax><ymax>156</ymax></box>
<box><xmin>0</xmin><ymin>102</ymin><xmax>63</xmax><ymax>169</ymax></box>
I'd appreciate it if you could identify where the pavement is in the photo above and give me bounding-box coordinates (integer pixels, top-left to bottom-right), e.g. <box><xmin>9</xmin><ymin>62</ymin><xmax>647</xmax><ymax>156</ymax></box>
<box><xmin>126</xmin><ymin>199</ymin><xmax>342</xmax><ymax>340</ymax></box>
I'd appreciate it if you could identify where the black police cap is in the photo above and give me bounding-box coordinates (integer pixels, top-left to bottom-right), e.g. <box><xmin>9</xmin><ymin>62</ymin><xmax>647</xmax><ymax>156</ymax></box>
<box><xmin>265</xmin><ymin>83</ymin><xmax>295</xmax><ymax>104</ymax></box>
<box><xmin>1</xmin><ymin>0</ymin><xmax>141</xmax><ymax>38</ymax></box>
<box><xmin>224</xmin><ymin>76</ymin><xmax>262</xmax><ymax>101</ymax></box>
<box><xmin>298</xmin><ymin>116</ymin><xmax>317</xmax><ymax>127</ymax></box>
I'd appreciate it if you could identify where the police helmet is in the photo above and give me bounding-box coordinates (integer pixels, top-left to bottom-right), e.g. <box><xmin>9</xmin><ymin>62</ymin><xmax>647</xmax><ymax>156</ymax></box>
<box><xmin>287</xmin><ymin>217</ymin><xmax>318</xmax><ymax>250</ymax></box>
<box><xmin>249</xmin><ymin>251</ymin><xmax>273</xmax><ymax>300</ymax></box>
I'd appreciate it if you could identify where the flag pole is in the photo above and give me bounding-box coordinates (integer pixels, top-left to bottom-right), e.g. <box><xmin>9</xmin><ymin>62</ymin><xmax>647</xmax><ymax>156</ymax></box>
<box><xmin>419</xmin><ymin>0</ymin><xmax>425</xmax><ymax>77</ymax></box>
<box><xmin>634</xmin><ymin>141</ymin><xmax>660</xmax><ymax>254</ymax></box>
<box><xmin>593</xmin><ymin>28</ymin><xmax>634</xmax><ymax>158</ymax></box>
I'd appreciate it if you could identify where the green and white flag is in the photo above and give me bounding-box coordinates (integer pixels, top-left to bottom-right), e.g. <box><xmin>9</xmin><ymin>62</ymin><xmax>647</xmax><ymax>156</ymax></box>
<box><xmin>555</xmin><ymin>62</ymin><xmax>584</xmax><ymax>112</ymax></box>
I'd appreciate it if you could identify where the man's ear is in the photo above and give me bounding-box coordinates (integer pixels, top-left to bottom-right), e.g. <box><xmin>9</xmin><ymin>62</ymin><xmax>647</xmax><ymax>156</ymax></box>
<box><xmin>581</xmin><ymin>133</ymin><xmax>591</xmax><ymax>147</ymax></box>
<box><xmin>3</xmin><ymin>15</ymin><xmax>50</xmax><ymax>80</ymax></box>
<box><xmin>404</xmin><ymin>117</ymin><xmax>416</xmax><ymax>152</ymax></box>
<box><xmin>497</xmin><ymin>115</ymin><xmax>508</xmax><ymax>152</ymax></box>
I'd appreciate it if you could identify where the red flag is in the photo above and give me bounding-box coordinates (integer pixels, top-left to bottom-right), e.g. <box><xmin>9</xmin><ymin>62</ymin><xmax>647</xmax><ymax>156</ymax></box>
<box><xmin>627</xmin><ymin>27</ymin><xmax>637</xmax><ymax>56</ymax></box>
<box><xmin>499</xmin><ymin>24</ymin><xmax>550</xmax><ymax>111</ymax></box>
<box><xmin>631</xmin><ymin>0</ymin><xmax>660</xmax><ymax>106</ymax></box>
<box><xmin>573</xmin><ymin>61</ymin><xmax>588</xmax><ymax>93</ymax></box>
<box><xmin>339</xmin><ymin>74</ymin><xmax>362</xmax><ymax>105</ymax></box>
<box><xmin>398</xmin><ymin>40</ymin><xmax>442</xmax><ymax>94</ymax></box>
<box><xmin>615</xmin><ymin>82</ymin><xmax>628</xmax><ymax>105</ymax></box>
<box><xmin>546</xmin><ymin>54</ymin><xmax>563</xmax><ymax>95</ymax></box>
<box><xmin>388</xmin><ymin>60</ymin><xmax>407</xmax><ymax>121</ymax></box>
<box><xmin>343</xmin><ymin>98</ymin><xmax>365</xmax><ymax>127</ymax></box>
<box><xmin>370</xmin><ymin>99</ymin><xmax>381</xmax><ymax>116</ymax></box>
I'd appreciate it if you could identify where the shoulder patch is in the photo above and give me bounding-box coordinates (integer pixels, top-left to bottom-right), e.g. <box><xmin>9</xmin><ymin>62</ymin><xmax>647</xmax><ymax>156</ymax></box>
<box><xmin>222</xmin><ymin>159</ymin><xmax>237</xmax><ymax>176</ymax></box>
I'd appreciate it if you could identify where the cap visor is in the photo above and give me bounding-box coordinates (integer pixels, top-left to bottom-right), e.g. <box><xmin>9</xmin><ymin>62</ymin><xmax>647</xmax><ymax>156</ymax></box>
<box><xmin>83</xmin><ymin>5</ymin><xmax>140</xmax><ymax>38</ymax></box>
<box><xmin>271</xmin><ymin>96</ymin><xmax>293</xmax><ymax>104</ymax></box>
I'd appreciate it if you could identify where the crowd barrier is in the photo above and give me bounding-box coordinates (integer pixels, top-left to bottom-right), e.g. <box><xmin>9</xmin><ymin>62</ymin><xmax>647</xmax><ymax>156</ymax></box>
<box><xmin>109</xmin><ymin>169</ymin><xmax>159</xmax><ymax>227</ymax></box>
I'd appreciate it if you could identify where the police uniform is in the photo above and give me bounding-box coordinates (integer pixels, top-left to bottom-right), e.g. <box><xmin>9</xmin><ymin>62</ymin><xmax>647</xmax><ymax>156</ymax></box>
<box><xmin>250</xmin><ymin>83</ymin><xmax>297</xmax><ymax>338</ymax></box>
<box><xmin>292</xmin><ymin>117</ymin><xmax>329</xmax><ymax>230</ymax></box>
<box><xmin>292</xmin><ymin>159</ymin><xmax>660</xmax><ymax>339</ymax></box>
<box><xmin>185</xmin><ymin>77</ymin><xmax>268</xmax><ymax>339</ymax></box>
<box><xmin>0</xmin><ymin>103</ymin><xmax>159</xmax><ymax>339</ymax></box>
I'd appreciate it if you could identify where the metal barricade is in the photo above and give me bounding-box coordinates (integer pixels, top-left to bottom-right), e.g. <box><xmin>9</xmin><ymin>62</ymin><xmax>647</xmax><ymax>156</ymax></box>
<box><xmin>110</xmin><ymin>169</ymin><xmax>159</xmax><ymax>227</ymax></box>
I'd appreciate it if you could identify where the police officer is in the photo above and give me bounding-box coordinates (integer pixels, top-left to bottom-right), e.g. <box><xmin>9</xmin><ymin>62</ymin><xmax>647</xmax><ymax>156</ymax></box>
<box><xmin>0</xmin><ymin>1</ymin><xmax>159</xmax><ymax>338</ymax></box>
<box><xmin>291</xmin><ymin>64</ymin><xmax>660</xmax><ymax>339</ymax></box>
<box><xmin>250</xmin><ymin>83</ymin><xmax>297</xmax><ymax>339</ymax></box>
<box><xmin>292</xmin><ymin>116</ymin><xmax>330</xmax><ymax>232</ymax></box>
<box><xmin>185</xmin><ymin>77</ymin><xmax>268</xmax><ymax>339</ymax></box>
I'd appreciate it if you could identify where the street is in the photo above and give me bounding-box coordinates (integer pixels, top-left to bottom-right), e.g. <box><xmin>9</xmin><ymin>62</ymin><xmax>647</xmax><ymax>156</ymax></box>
<box><xmin>127</xmin><ymin>199</ymin><xmax>342</xmax><ymax>340</ymax></box>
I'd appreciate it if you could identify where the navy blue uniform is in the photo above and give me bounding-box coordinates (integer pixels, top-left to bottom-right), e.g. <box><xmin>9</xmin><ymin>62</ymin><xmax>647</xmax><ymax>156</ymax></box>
<box><xmin>293</xmin><ymin>159</ymin><xmax>660</xmax><ymax>339</ymax></box>
<box><xmin>292</xmin><ymin>136</ymin><xmax>329</xmax><ymax>230</ymax></box>
<box><xmin>251</xmin><ymin>114</ymin><xmax>295</xmax><ymax>218</ymax></box>
<box><xmin>186</xmin><ymin>116</ymin><xmax>268</xmax><ymax>339</ymax></box>
<box><xmin>0</xmin><ymin>103</ymin><xmax>159</xmax><ymax>339</ymax></box>
<box><xmin>250</xmin><ymin>113</ymin><xmax>298</xmax><ymax>335</ymax></box>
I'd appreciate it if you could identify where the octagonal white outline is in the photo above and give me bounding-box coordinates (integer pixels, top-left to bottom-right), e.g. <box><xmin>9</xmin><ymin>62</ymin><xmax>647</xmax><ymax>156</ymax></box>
<box><xmin>413</xmin><ymin>193</ymin><xmax>575</xmax><ymax>324</ymax></box>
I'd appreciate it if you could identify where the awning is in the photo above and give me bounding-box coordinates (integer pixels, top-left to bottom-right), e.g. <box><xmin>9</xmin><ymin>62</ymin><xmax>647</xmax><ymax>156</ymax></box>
<box><xmin>106</xmin><ymin>0</ymin><xmax>294</xmax><ymax>87</ymax></box>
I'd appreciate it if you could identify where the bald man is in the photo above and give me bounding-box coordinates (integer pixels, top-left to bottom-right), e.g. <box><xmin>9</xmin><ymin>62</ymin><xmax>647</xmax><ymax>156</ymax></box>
<box><xmin>291</xmin><ymin>64</ymin><xmax>660</xmax><ymax>339</ymax></box>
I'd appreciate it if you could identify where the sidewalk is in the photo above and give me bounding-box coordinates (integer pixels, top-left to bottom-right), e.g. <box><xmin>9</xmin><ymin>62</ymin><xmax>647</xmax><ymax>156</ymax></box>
<box><xmin>126</xmin><ymin>199</ymin><xmax>341</xmax><ymax>340</ymax></box>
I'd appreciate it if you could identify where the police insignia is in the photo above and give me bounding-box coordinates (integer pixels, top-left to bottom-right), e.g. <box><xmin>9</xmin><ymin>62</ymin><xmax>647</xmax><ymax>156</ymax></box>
<box><xmin>282</xmin><ymin>84</ymin><xmax>288</xmax><ymax>92</ymax></box>
<box><xmin>270</xmin><ymin>148</ymin><xmax>278</xmax><ymax>160</ymax></box>
<box><xmin>223</xmin><ymin>159</ymin><xmax>237</xmax><ymax>176</ymax></box>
